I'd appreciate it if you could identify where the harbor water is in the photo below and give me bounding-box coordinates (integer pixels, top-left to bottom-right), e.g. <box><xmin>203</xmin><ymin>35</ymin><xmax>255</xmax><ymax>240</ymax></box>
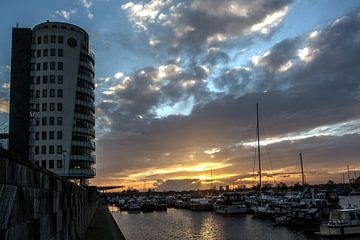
<box><xmin>110</xmin><ymin>196</ymin><xmax>360</xmax><ymax>240</ymax></box>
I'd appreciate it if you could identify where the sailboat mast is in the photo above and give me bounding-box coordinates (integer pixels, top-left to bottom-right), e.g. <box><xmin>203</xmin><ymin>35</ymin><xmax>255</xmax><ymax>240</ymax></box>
<box><xmin>300</xmin><ymin>153</ymin><xmax>305</xmax><ymax>189</ymax></box>
<box><xmin>256</xmin><ymin>103</ymin><xmax>262</xmax><ymax>205</ymax></box>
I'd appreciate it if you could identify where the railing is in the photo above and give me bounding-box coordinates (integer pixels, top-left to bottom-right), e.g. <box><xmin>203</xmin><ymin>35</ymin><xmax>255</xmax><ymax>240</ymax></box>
<box><xmin>75</xmin><ymin>99</ymin><xmax>95</xmax><ymax>112</ymax></box>
<box><xmin>73</xmin><ymin>127</ymin><xmax>95</xmax><ymax>137</ymax></box>
<box><xmin>76</xmin><ymin>86</ymin><xmax>95</xmax><ymax>98</ymax></box>
<box><xmin>68</xmin><ymin>167</ymin><xmax>96</xmax><ymax>177</ymax></box>
<box><xmin>70</xmin><ymin>154</ymin><xmax>96</xmax><ymax>163</ymax></box>
<box><xmin>74</xmin><ymin>113</ymin><xmax>95</xmax><ymax>123</ymax></box>
<box><xmin>78</xmin><ymin>73</ymin><xmax>95</xmax><ymax>86</ymax></box>
<box><xmin>72</xmin><ymin>140</ymin><xmax>96</xmax><ymax>150</ymax></box>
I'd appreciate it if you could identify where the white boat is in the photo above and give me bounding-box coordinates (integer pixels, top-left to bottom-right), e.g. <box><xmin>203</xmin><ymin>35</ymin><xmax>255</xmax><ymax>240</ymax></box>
<box><xmin>190</xmin><ymin>198</ymin><xmax>212</xmax><ymax>211</ymax></box>
<box><xmin>214</xmin><ymin>192</ymin><xmax>247</xmax><ymax>215</ymax></box>
<box><xmin>315</xmin><ymin>208</ymin><xmax>360</xmax><ymax>236</ymax></box>
<box><xmin>127</xmin><ymin>199</ymin><xmax>141</xmax><ymax>212</ymax></box>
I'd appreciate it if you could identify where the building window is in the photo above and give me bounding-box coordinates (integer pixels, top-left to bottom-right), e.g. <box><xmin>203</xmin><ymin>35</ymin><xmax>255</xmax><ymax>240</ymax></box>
<box><xmin>37</xmin><ymin>36</ymin><xmax>41</xmax><ymax>44</ymax></box>
<box><xmin>42</xmin><ymin>117</ymin><xmax>47</xmax><ymax>126</ymax></box>
<box><xmin>36</xmin><ymin>90</ymin><xmax>40</xmax><ymax>98</ymax></box>
<box><xmin>41</xmin><ymin>146</ymin><xmax>46</xmax><ymax>154</ymax></box>
<box><xmin>35</xmin><ymin>104</ymin><xmax>40</xmax><ymax>112</ymax></box>
<box><xmin>36</xmin><ymin>76</ymin><xmax>40</xmax><ymax>84</ymax></box>
<box><xmin>43</xmin><ymin>49</ymin><xmax>48</xmax><ymax>57</ymax></box>
<box><xmin>42</xmin><ymin>89</ymin><xmax>47</xmax><ymax>98</ymax></box>
<box><xmin>50</xmin><ymin>89</ymin><xmax>55</xmax><ymax>97</ymax></box>
<box><xmin>58</xmin><ymin>36</ymin><xmax>64</xmax><ymax>43</ymax></box>
<box><xmin>42</xmin><ymin>131</ymin><xmax>47</xmax><ymax>140</ymax></box>
<box><xmin>37</xmin><ymin>50</ymin><xmax>41</xmax><ymax>58</ymax></box>
<box><xmin>57</xmin><ymin>131</ymin><xmax>62</xmax><ymax>140</ymax></box>
<box><xmin>31</xmin><ymin>50</ymin><xmax>35</xmax><ymax>57</ymax></box>
<box><xmin>42</xmin><ymin>103</ymin><xmax>47</xmax><ymax>111</ymax></box>
<box><xmin>31</xmin><ymin>63</ymin><xmax>35</xmax><ymax>71</ymax></box>
<box><xmin>57</xmin><ymin>117</ymin><xmax>63</xmax><ymax>125</ymax></box>
<box><xmin>57</xmin><ymin>103</ymin><xmax>63</xmax><ymax>111</ymax></box>
<box><xmin>57</xmin><ymin>89</ymin><xmax>63</xmax><ymax>97</ymax></box>
<box><xmin>49</xmin><ymin>160</ymin><xmax>54</xmax><ymax>169</ymax></box>
<box><xmin>42</xmin><ymin>75</ymin><xmax>48</xmax><ymax>84</ymax></box>
<box><xmin>50</xmin><ymin>48</ymin><xmax>56</xmax><ymax>56</ymax></box>
<box><xmin>44</xmin><ymin>36</ymin><xmax>48</xmax><ymax>43</ymax></box>
<box><xmin>43</xmin><ymin>62</ymin><xmax>48</xmax><ymax>70</ymax></box>
<box><xmin>58</xmin><ymin>62</ymin><xmax>63</xmax><ymax>70</ymax></box>
<box><xmin>36</xmin><ymin>63</ymin><xmax>41</xmax><ymax>71</ymax></box>
<box><xmin>51</xmin><ymin>35</ymin><xmax>56</xmax><ymax>43</ymax></box>
<box><xmin>35</xmin><ymin>132</ymin><xmax>39</xmax><ymax>140</ymax></box>
<box><xmin>49</xmin><ymin>131</ymin><xmax>54</xmax><ymax>139</ymax></box>
<box><xmin>57</xmin><ymin>75</ymin><xmax>63</xmax><ymax>84</ymax></box>
<box><xmin>57</xmin><ymin>145</ymin><xmax>62</xmax><ymax>154</ymax></box>
<box><xmin>50</xmin><ymin>62</ymin><xmax>55</xmax><ymax>70</ymax></box>
<box><xmin>49</xmin><ymin>117</ymin><xmax>55</xmax><ymax>125</ymax></box>
<box><xmin>29</xmin><ymin>90</ymin><xmax>34</xmax><ymax>98</ymax></box>
<box><xmin>49</xmin><ymin>145</ymin><xmax>55</xmax><ymax>154</ymax></box>
<box><xmin>49</xmin><ymin>103</ymin><xmax>55</xmax><ymax>111</ymax></box>
<box><xmin>35</xmin><ymin>146</ymin><xmax>39</xmax><ymax>155</ymax></box>
<box><xmin>57</xmin><ymin>160</ymin><xmax>62</xmax><ymax>168</ymax></box>
<box><xmin>50</xmin><ymin>75</ymin><xmax>55</xmax><ymax>83</ymax></box>
<box><xmin>35</xmin><ymin>118</ymin><xmax>40</xmax><ymax>126</ymax></box>
<box><xmin>41</xmin><ymin>160</ymin><xmax>46</xmax><ymax>168</ymax></box>
<box><xmin>58</xmin><ymin>49</ymin><xmax>63</xmax><ymax>57</ymax></box>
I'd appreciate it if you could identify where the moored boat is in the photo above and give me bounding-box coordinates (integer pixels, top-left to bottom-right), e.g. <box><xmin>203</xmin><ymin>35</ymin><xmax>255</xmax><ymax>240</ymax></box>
<box><xmin>190</xmin><ymin>198</ymin><xmax>212</xmax><ymax>211</ymax></box>
<box><xmin>315</xmin><ymin>208</ymin><xmax>360</xmax><ymax>237</ymax></box>
<box><xmin>214</xmin><ymin>192</ymin><xmax>247</xmax><ymax>215</ymax></box>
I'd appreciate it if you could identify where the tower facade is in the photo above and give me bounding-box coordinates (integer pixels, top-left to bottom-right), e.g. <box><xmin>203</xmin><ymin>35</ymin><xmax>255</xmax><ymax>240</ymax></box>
<box><xmin>9</xmin><ymin>21</ymin><xmax>96</xmax><ymax>181</ymax></box>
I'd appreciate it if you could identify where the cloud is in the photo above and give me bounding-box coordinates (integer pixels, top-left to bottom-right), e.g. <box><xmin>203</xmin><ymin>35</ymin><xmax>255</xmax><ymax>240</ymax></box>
<box><xmin>55</xmin><ymin>10</ymin><xmax>73</xmax><ymax>20</ymax></box>
<box><xmin>79</xmin><ymin>0</ymin><xmax>94</xmax><ymax>19</ymax></box>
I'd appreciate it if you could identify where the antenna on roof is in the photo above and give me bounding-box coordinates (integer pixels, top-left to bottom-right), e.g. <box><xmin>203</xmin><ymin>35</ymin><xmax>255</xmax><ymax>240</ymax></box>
<box><xmin>16</xmin><ymin>22</ymin><xmax>18</xmax><ymax>28</ymax></box>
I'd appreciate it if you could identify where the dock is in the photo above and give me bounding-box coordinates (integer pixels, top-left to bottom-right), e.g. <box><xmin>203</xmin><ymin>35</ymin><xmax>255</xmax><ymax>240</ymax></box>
<box><xmin>84</xmin><ymin>204</ymin><xmax>126</xmax><ymax>240</ymax></box>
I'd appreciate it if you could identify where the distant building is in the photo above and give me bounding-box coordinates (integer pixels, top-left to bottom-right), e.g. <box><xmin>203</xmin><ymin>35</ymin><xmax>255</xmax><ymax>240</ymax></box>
<box><xmin>9</xmin><ymin>21</ymin><xmax>96</xmax><ymax>183</ymax></box>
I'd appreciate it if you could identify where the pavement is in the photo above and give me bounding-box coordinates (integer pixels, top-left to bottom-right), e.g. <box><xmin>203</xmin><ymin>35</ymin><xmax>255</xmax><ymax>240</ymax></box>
<box><xmin>84</xmin><ymin>204</ymin><xmax>126</xmax><ymax>240</ymax></box>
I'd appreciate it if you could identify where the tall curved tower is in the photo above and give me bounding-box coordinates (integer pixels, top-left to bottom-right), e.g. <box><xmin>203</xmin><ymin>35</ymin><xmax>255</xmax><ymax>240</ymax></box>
<box><xmin>9</xmin><ymin>21</ymin><xmax>95</xmax><ymax>183</ymax></box>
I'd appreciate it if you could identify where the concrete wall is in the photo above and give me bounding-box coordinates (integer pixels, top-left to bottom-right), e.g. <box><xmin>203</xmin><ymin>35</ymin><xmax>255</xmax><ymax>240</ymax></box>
<box><xmin>0</xmin><ymin>148</ymin><xmax>97</xmax><ymax>240</ymax></box>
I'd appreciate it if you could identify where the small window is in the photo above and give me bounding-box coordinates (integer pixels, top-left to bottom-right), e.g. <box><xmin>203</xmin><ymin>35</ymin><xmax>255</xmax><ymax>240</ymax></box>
<box><xmin>42</xmin><ymin>117</ymin><xmax>47</xmax><ymax>126</ymax></box>
<box><xmin>41</xmin><ymin>146</ymin><xmax>46</xmax><ymax>154</ymax></box>
<box><xmin>43</xmin><ymin>49</ymin><xmax>48</xmax><ymax>57</ymax></box>
<box><xmin>35</xmin><ymin>132</ymin><xmax>39</xmax><ymax>140</ymax></box>
<box><xmin>51</xmin><ymin>35</ymin><xmax>56</xmax><ymax>43</ymax></box>
<box><xmin>49</xmin><ymin>145</ymin><xmax>55</xmax><ymax>154</ymax></box>
<box><xmin>50</xmin><ymin>89</ymin><xmax>55</xmax><ymax>97</ymax></box>
<box><xmin>57</xmin><ymin>103</ymin><xmax>63</xmax><ymax>111</ymax></box>
<box><xmin>32</xmin><ymin>37</ymin><xmax>35</xmax><ymax>44</ymax></box>
<box><xmin>50</xmin><ymin>48</ymin><xmax>56</xmax><ymax>56</ymax></box>
<box><xmin>58</xmin><ymin>62</ymin><xmax>63</xmax><ymax>70</ymax></box>
<box><xmin>41</xmin><ymin>160</ymin><xmax>46</xmax><ymax>168</ymax></box>
<box><xmin>42</xmin><ymin>103</ymin><xmax>47</xmax><ymax>111</ymax></box>
<box><xmin>57</xmin><ymin>131</ymin><xmax>62</xmax><ymax>140</ymax></box>
<box><xmin>36</xmin><ymin>63</ymin><xmax>41</xmax><ymax>71</ymax></box>
<box><xmin>57</xmin><ymin>145</ymin><xmax>62</xmax><ymax>154</ymax></box>
<box><xmin>36</xmin><ymin>90</ymin><xmax>40</xmax><ymax>98</ymax></box>
<box><xmin>57</xmin><ymin>117</ymin><xmax>63</xmax><ymax>125</ymax></box>
<box><xmin>44</xmin><ymin>36</ymin><xmax>48</xmax><ymax>43</ymax></box>
<box><xmin>37</xmin><ymin>50</ymin><xmax>41</xmax><ymax>58</ymax></box>
<box><xmin>58</xmin><ymin>49</ymin><xmax>63</xmax><ymax>57</ymax></box>
<box><xmin>49</xmin><ymin>131</ymin><xmax>54</xmax><ymax>140</ymax></box>
<box><xmin>29</xmin><ymin>90</ymin><xmax>34</xmax><ymax>98</ymax></box>
<box><xmin>35</xmin><ymin>104</ymin><xmax>40</xmax><ymax>112</ymax></box>
<box><xmin>35</xmin><ymin>118</ymin><xmax>40</xmax><ymax>126</ymax></box>
<box><xmin>57</xmin><ymin>160</ymin><xmax>62</xmax><ymax>168</ymax></box>
<box><xmin>49</xmin><ymin>160</ymin><xmax>54</xmax><ymax>169</ymax></box>
<box><xmin>31</xmin><ymin>50</ymin><xmax>35</xmax><ymax>57</ymax></box>
<box><xmin>49</xmin><ymin>103</ymin><xmax>55</xmax><ymax>111</ymax></box>
<box><xmin>35</xmin><ymin>146</ymin><xmax>39</xmax><ymax>155</ymax></box>
<box><xmin>42</xmin><ymin>75</ymin><xmax>48</xmax><ymax>84</ymax></box>
<box><xmin>57</xmin><ymin>75</ymin><xmax>63</xmax><ymax>84</ymax></box>
<box><xmin>36</xmin><ymin>76</ymin><xmax>40</xmax><ymax>84</ymax></box>
<box><xmin>42</xmin><ymin>89</ymin><xmax>47</xmax><ymax>97</ymax></box>
<box><xmin>50</xmin><ymin>62</ymin><xmax>55</xmax><ymax>70</ymax></box>
<box><xmin>49</xmin><ymin>117</ymin><xmax>55</xmax><ymax>125</ymax></box>
<box><xmin>57</xmin><ymin>89</ymin><xmax>63</xmax><ymax>97</ymax></box>
<box><xmin>50</xmin><ymin>75</ymin><xmax>55</xmax><ymax>83</ymax></box>
<box><xmin>42</xmin><ymin>131</ymin><xmax>47</xmax><ymax>140</ymax></box>
<box><xmin>43</xmin><ymin>62</ymin><xmax>48</xmax><ymax>70</ymax></box>
<box><xmin>58</xmin><ymin>36</ymin><xmax>64</xmax><ymax>43</ymax></box>
<box><xmin>37</xmin><ymin>36</ymin><xmax>41</xmax><ymax>44</ymax></box>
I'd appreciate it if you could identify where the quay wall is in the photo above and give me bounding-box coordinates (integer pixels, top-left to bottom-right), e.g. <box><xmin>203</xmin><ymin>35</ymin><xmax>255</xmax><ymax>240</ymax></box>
<box><xmin>0</xmin><ymin>148</ymin><xmax>98</xmax><ymax>240</ymax></box>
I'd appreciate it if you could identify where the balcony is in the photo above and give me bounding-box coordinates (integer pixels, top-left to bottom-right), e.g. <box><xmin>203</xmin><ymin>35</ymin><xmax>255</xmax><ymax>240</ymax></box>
<box><xmin>73</xmin><ymin>126</ymin><xmax>95</xmax><ymax>137</ymax></box>
<box><xmin>74</xmin><ymin>113</ymin><xmax>95</xmax><ymax>124</ymax></box>
<box><xmin>68</xmin><ymin>167</ymin><xmax>96</xmax><ymax>178</ymax></box>
<box><xmin>72</xmin><ymin>140</ymin><xmax>96</xmax><ymax>150</ymax></box>
<box><xmin>77</xmin><ymin>86</ymin><xmax>95</xmax><ymax>98</ymax></box>
<box><xmin>70</xmin><ymin>154</ymin><xmax>96</xmax><ymax>163</ymax></box>
<box><xmin>75</xmin><ymin>99</ymin><xmax>95</xmax><ymax>112</ymax></box>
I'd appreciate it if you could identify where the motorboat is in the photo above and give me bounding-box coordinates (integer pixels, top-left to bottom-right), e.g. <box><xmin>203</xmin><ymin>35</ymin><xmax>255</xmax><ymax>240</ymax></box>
<box><xmin>214</xmin><ymin>192</ymin><xmax>247</xmax><ymax>215</ymax></box>
<box><xmin>315</xmin><ymin>208</ymin><xmax>360</xmax><ymax>236</ymax></box>
<box><xmin>190</xmin><ymin>198</ymin><xmax>212</xmax><ymax>211</ymax></box>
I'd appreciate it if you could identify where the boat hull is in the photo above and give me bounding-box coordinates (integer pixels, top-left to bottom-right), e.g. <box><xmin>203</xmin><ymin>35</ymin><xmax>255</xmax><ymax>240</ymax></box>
<box><xmin>316</xmin><ymin>225</ymin><xmax>360</xmax><ymax>237</ymax></box>
<box><xmin>215</xmin><ymin>204</ymin><xmax>247</xmax><ymax>215</ymax></box>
